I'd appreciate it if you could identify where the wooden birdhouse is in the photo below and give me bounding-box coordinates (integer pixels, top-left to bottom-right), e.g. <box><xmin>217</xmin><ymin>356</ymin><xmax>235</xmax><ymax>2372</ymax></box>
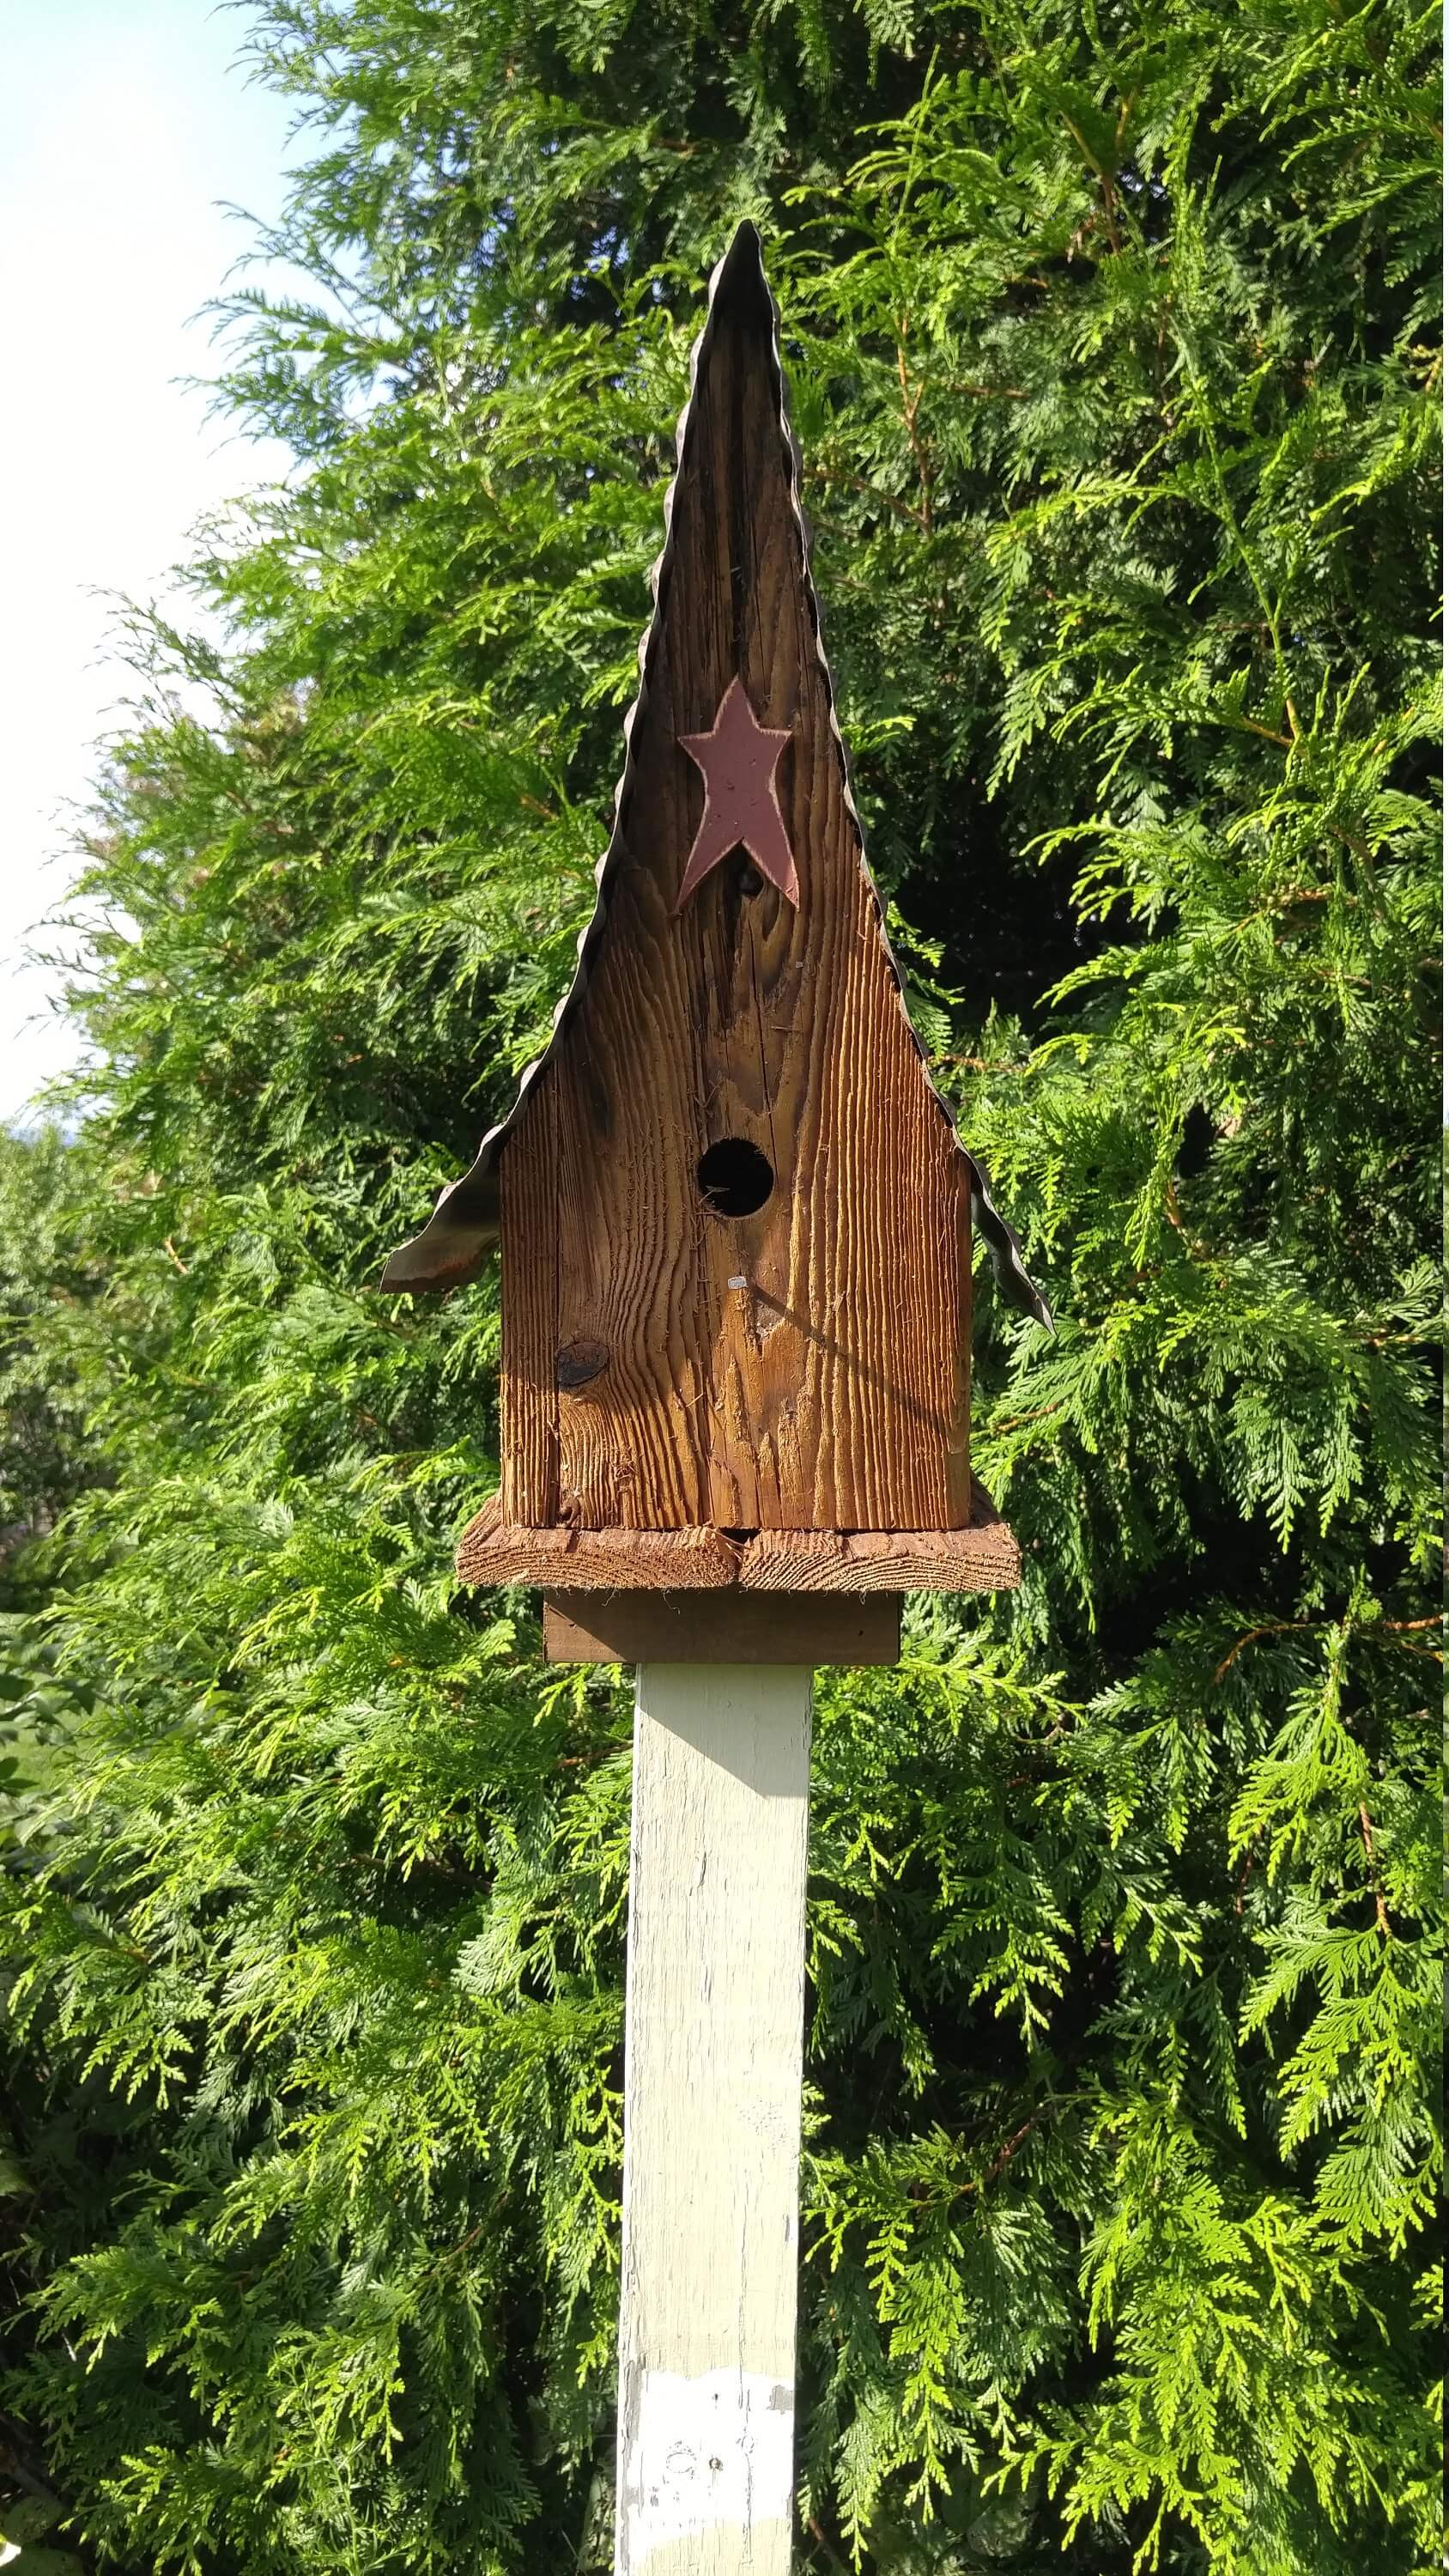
<box><xmin>384</xmin><ymin>222</ymin><xmax>1048</xmax><ymax>1663</ymax></box>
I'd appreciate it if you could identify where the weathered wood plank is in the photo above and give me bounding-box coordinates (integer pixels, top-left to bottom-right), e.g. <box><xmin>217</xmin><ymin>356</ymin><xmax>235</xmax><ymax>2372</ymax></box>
<box><xmin>457</xmin><ymin>1492</ymin><xmax>1020</xmax><ymax>1592</ymax></box>
<box><xmin>616</xmin><ymin>1663</ymin><xmax>811</xmax><ymax>2575</ymax></box>
<box><xmin>738</xmin><ymin>1514</ymin><xmax>1020</xmax><ymax>1594</ymax></box>
<box><xmin>455</xmin><ymin>1498</ymin><xmax>738</xmax><ymax>1589</ymax></box>
<box><xmin>498</xmin><ymin>1067</ymin><xmax>560</xmax><ymax>1525</ymax></box>
<box><xmin>543</xmin><ymin>1590</ymin><xmax>900</xmax><ymax>1664</ymax></box>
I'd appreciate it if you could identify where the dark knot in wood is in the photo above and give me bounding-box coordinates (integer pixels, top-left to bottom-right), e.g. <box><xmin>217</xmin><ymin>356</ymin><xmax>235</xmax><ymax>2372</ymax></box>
<box><xmin>556</xmin><ymin>1336</ymin><xmax>610</xmax><ymax>1391</ymax></box>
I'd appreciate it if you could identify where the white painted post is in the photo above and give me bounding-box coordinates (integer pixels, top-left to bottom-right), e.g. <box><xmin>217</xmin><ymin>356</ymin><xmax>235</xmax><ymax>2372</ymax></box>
<box><xmin>615</xmin><ymin>1662</ymin><xmax>813</xmax><ymax>2576</ymax></box>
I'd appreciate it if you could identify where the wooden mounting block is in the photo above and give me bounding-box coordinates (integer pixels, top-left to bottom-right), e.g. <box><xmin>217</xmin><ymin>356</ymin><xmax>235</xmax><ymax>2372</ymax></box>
<box><xmin>543</xmin><ymin>1590</ymin><xmax>901</xmax><ymax>1666</ymax></box>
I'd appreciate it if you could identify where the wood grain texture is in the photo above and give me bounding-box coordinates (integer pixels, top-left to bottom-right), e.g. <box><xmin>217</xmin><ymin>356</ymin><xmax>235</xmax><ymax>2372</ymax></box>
<box><xmin>615</xmin><ymin>1663</ymin><xmax>811</xmax><ymax>2574</ymax></box>
<box><xmin>543</xmin><ymin>1591</ymin><xmax>900</xmax><ymax>1664</ymax></box>
<box><xmin>498</xmin><ymin>1073</ymin><xmax>559</xmax><ymax>1525</ymax></box>
<box><xmin>457</xmin><ymin>1510</ymin><xmax>1016</xmax><ymax>1593</ymax></box>
<box><xmin>456</xmin><ymin>1497</ymin><xmax>738</xmax><ymax>1589</ymax></box>
<box><xmin>738</xmin><ymin>1516</ymin><xmax>1020</xmax><ymax>1594</ymax></box>
<box><xmin>458</xmin><ymin>1492</ymin><xmax>1019</xmax><ymax>1594</ymax></box>
<box><xmin>500</xmin><ymin>231</ymin><xmax>971</xmax><ymax>1534</ymax></box>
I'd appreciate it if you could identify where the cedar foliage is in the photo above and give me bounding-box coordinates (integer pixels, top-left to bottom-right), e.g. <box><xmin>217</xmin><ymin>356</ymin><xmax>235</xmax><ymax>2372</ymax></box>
<box><xmin>0</xmin><ymin>1</ymin><xmax>1441</xmax><ymax>2569</ymax></box>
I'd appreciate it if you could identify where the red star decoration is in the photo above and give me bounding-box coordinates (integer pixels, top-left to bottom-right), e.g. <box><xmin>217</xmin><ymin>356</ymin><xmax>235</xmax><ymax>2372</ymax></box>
<box><xmin>675</xmin><ymin>677</ymin><xmax>798</xmax><ymax>912</ymax></box>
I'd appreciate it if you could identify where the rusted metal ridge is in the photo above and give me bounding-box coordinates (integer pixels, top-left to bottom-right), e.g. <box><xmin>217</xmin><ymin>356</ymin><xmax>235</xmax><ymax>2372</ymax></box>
<box><xmin>381</xmin><ymin>222</ymin><xmax>1052</xmax><ymax>1331</ymax></box>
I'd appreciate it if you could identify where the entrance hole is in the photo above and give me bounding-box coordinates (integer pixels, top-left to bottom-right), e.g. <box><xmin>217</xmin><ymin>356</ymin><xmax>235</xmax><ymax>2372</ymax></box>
<box><xmin>695</xmin><ymin>1137</ymin><xmax>775</xmax><ymax>1218</ymax></box>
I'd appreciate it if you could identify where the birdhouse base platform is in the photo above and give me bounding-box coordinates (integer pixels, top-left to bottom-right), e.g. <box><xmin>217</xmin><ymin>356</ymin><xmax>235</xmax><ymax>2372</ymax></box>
<box><xmin>456</xmin><ymin>1484</ymin><xmax>1020</xmax><ymax>1595</ymax></box>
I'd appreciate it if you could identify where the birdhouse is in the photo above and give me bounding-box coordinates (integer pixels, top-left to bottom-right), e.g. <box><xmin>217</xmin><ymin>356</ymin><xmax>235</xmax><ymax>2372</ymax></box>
<box><xmin>383</xmin><ymin>223</ymin><xmax>1048</xmax><ymax>1663</ymax></box>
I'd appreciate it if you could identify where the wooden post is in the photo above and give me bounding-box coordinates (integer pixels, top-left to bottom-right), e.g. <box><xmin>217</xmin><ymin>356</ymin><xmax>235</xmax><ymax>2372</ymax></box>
<box><xmin>616</xmin><ymin>1662</ymin><xmax>812</xmax><ymax>2575</ymax></box>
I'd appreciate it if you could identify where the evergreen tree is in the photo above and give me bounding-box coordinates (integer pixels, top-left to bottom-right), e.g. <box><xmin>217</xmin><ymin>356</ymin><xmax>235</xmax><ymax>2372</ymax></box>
<box><xmin>0</xmin><ymin>1</ymin><xmax>1440</xmax><ymax>2569</ymax></box>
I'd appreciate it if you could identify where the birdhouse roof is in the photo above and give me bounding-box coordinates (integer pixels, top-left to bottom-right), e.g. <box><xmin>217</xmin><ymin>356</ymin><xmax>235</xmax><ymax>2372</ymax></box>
<box><xmin>383</xmin><ymin>222</ymin><xmax>1049</xmax><ymax>1332</ymax></box>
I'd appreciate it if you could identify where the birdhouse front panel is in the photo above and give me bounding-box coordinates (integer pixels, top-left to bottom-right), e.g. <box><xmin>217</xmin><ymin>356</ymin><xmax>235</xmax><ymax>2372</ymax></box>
<box><xmin>496</xmin><ymin>236</ymin><xmax>973</xmax><ymax>1536</ymax></box>
<box><xmin>382</xmin><ymin>224</ymin><xmax>1052</xmax><ymax>1596</ymax></box>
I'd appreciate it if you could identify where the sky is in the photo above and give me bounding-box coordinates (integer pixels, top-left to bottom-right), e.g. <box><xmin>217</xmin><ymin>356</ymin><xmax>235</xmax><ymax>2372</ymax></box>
<box><xmin>0</xmin><ymin>0</ymin><xmax>302</xmax><ymax>1121</ymax></box>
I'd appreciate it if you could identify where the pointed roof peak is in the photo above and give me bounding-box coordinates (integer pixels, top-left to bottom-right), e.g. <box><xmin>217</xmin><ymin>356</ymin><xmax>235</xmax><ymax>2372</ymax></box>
<box><xmin>718</xmin><ymin>214</ymin><xmax>765</xmax><ymax>267</ymax></box>
<box><xmin>704</xmin><ymin>217</ymin><xmax>773</xmax><ymax>324</ymax></box>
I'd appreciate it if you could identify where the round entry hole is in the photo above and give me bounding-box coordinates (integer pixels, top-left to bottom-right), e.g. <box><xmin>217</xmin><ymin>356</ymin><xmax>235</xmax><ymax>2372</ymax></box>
<box><xmin>696</xmin><ymin>1137</ymin><xmax>774</xmax><ymax>1218</ymax></box>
